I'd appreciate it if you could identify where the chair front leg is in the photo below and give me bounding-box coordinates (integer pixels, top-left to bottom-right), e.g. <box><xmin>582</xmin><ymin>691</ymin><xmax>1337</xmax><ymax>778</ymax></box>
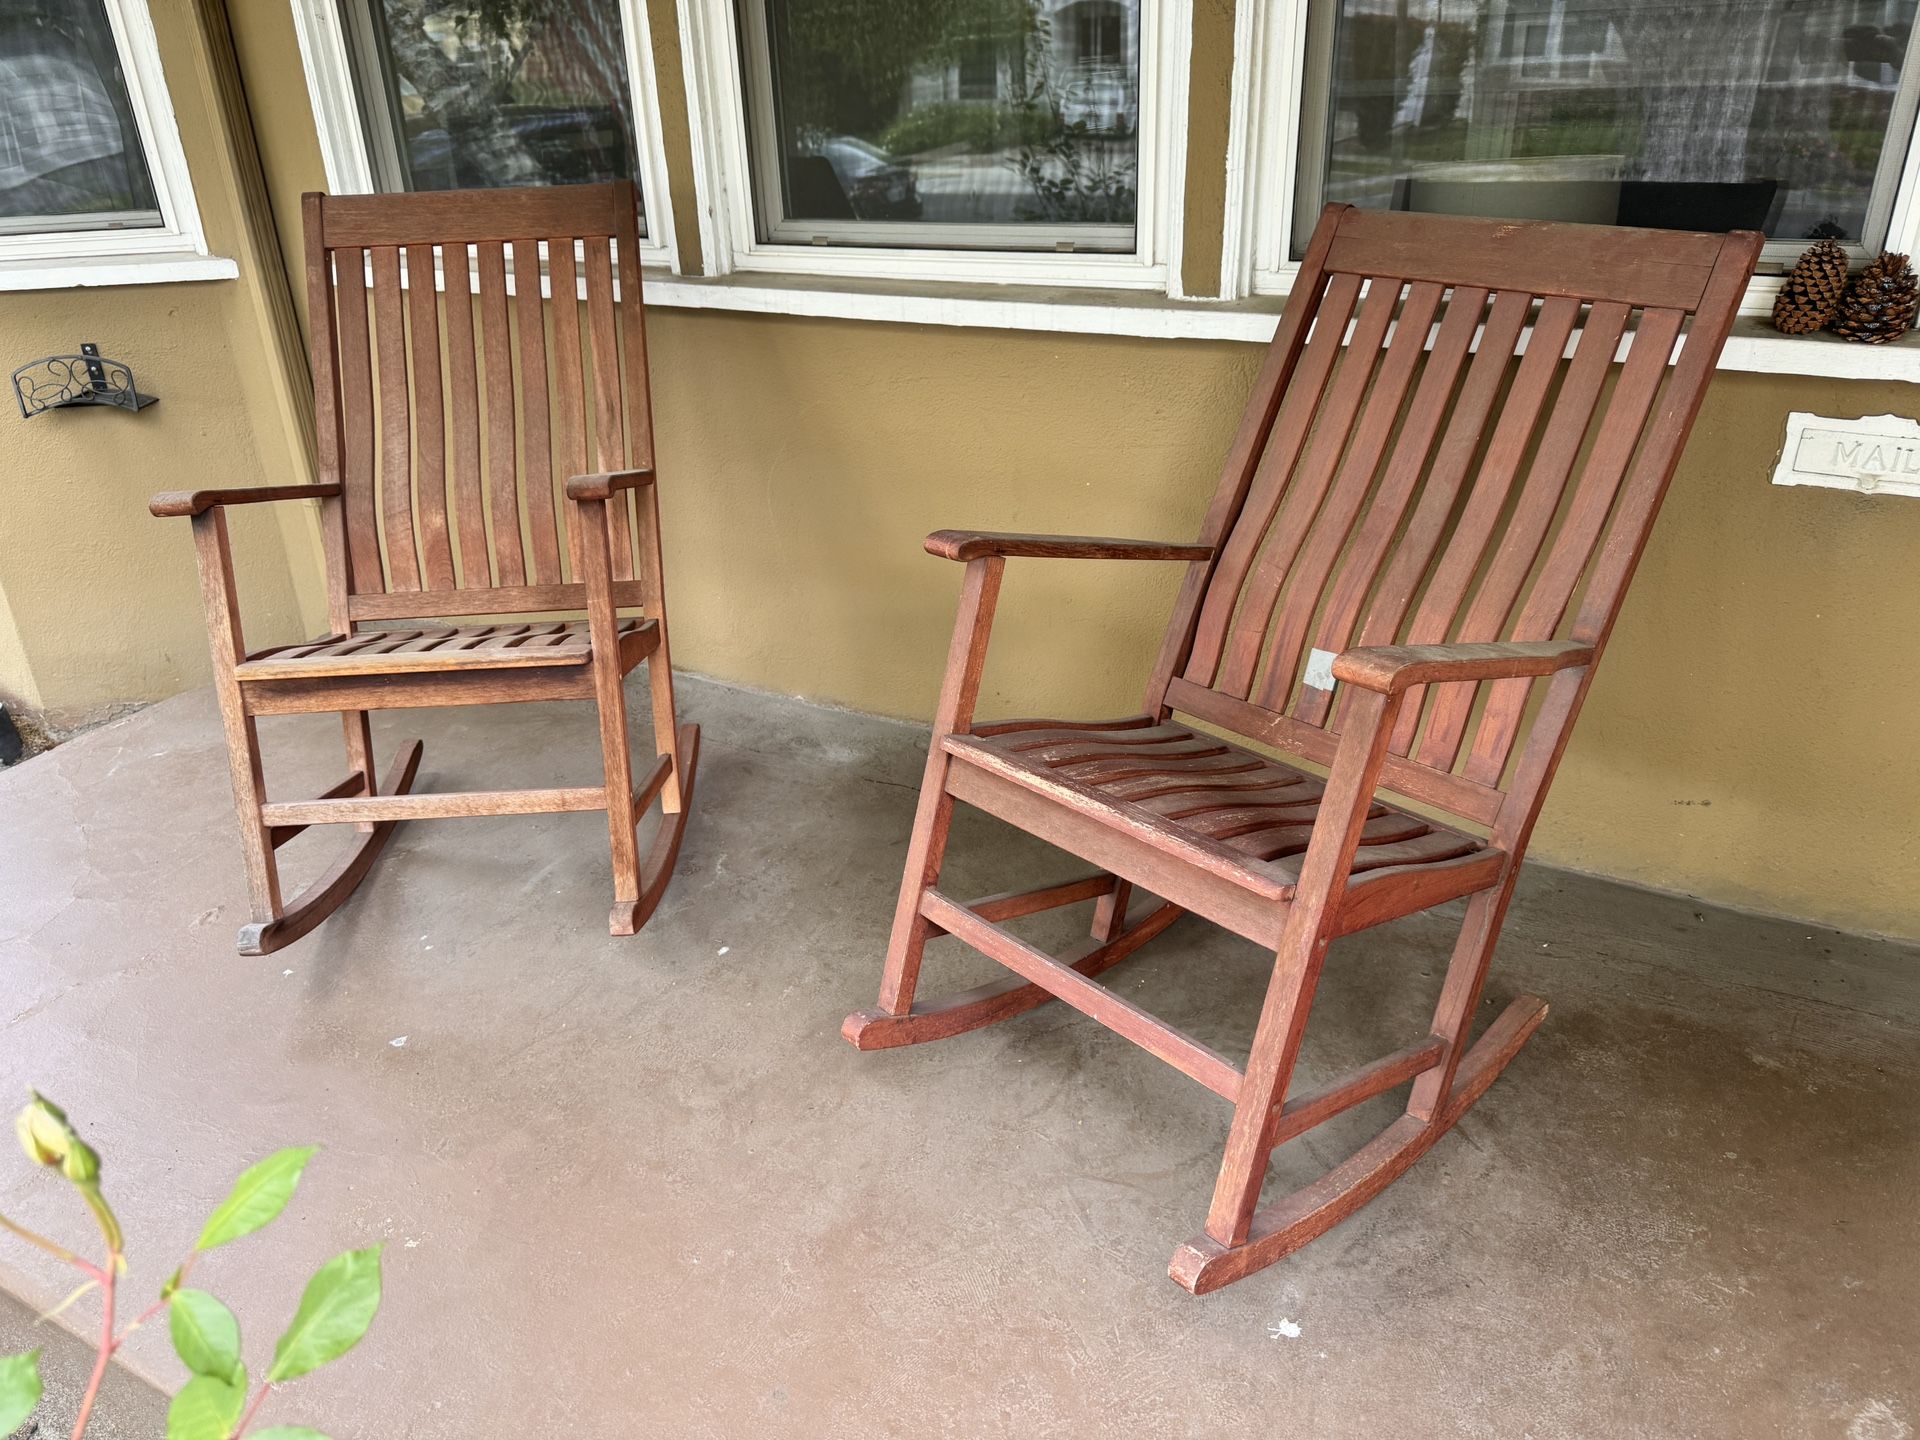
<box><xmin>576</xmin><ymin>495</ymin><xmax>643</xmax><ymax>927</ymax></box>
<box><xmin>191</xmin><ymin>510</ymin><xmax>283</xmax><ymax>924</ymax></box>
<box><xmin>1203</xmin><ymin>685</ymin><xmax>1405</xmax><ymax>1248</ymax></box>
<box><xmin>877</xmin><ymin>555</ymin><xmax>1005</xmax><ymax>1017</ymax></box>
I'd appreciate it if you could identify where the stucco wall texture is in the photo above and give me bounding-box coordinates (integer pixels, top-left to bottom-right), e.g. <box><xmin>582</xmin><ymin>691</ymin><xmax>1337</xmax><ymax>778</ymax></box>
<box><xmin>0</xmin><ymin>0</ymin><xmax>1913</xmax><ymax>944</ymax></box>
<box><xmin>0</xmin><ymin>0</ymin><xmax>318</xmax><ymax>728</ymax></box>
<box><xmin>635</xmin><ymin>316</ymin><xmax>1920</xmax><ymax>940</ymax></box>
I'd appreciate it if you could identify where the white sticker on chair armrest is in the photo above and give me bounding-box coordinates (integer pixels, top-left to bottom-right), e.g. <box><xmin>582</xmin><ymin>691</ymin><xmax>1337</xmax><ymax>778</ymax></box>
<box><xmin>1303</xmin><ymin>648</ymin><xmax>1338</xmax><ymax>691</ymax></box>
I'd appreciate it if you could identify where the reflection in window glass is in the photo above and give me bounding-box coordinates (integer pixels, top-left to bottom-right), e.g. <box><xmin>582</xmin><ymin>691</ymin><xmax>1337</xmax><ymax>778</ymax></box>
<box><xmin>348</xmin><ymin>0</ymin><xmax>647</xmax><ymax>228</ymax></box>
<box><xmin>0</xmin><ymin>0</ymin><xmax>161</xmax><ymax>234</ymax></box>
<box><xmin>746</xmin><ymin>0</ymin><xmax>1141</xmax><ymax>250</ymax></box>
<box><xmin>1309</xmin><ymin>0</ymin><xmax>1920</xmax><ymax>246</ymax></box>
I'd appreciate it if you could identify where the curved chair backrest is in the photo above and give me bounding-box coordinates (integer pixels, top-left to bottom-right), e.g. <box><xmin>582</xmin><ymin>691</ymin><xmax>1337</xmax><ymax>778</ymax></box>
<box><xmin>302</xmin><ymin>180</ymin><xmax>656</xmax><ymax>622</ymax></box>
<box><xmin>1152</xmin><ymin>205</ymin><xmax>1761</xmax><ymax>832</ymax></box>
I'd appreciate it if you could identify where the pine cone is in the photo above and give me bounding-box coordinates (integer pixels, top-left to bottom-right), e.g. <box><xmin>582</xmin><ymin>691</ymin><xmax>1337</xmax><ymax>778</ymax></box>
<box><xmin>1834</xmin><ymin>252</ymin><xmax>1919</xmax><ymax>345</ymax></box>
<box><xmin>1771</xmin><ymin>239</ymin><xmax>1850</xmax><ymax>334</ymax></box>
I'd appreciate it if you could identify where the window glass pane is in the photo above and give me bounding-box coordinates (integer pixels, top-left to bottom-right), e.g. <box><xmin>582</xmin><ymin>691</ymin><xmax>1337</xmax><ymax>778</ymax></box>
<box><xmin>1309</xmin><ymin>0</ymin><xmax>1920</xmax><ymax>247</ymax></box>
<box><xmin>745</xmin><ymin>0</ymin><xmax>1141</xmax><ymax>251</ymax></box>
<box><xmin>0</xmin><ymin>0</ymin><xmax>161</xmax><ymax>234</ymax></box>
<box><xmin>352</xmin><ymin>0</ymin><xmax>647</xmax><ymax>229</ymax></box>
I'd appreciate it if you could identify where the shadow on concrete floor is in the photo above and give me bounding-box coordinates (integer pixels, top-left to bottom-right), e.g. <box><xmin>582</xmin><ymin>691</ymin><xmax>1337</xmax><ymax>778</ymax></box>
<box><xmin>0</xmin><ymin>1290</ymin><xmax>165</xmax><ymax>1439</ymax></box>
<box><xmin>0</xmin><ymin>676</ymin><xmax>1915</xmax><ymax>1438</ymax></box>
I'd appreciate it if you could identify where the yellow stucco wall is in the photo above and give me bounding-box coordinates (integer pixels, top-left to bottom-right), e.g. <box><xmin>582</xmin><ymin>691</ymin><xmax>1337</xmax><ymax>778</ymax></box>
<box><xmin>635</xmin><ymin>315</ymin><xmax>1920</xmax><ymax>940</ymax></box>
<box><xmin>2</xmin><ymin>0</ymin><xmax>1914</xmax><ymax>943</ymax></box>
<box><xmin>0</xmin><ymin>0</ymin><xmax>316</xmax><ymax>727</ymax></box>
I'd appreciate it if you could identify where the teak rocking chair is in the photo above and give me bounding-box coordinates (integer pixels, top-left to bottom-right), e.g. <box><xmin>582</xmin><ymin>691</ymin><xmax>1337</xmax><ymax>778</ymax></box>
<box><xmin>845</xmin><ymin>208</ymin><xmax>1761</xmax><ymax>1292</ymax></box>
<box><xmin>154</xmin><ymin>182</ymin><xmax>694</xmax><ymax>954</ymax></box>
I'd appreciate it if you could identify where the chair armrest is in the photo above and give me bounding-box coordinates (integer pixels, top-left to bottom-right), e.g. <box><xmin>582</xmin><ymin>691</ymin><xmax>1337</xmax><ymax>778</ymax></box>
<box><xmin>150</xmin><ymin>484</ymin><xmax>340</xmax><ymax>518</ymax></box>
<box><xmin>925</xmin><ymin>530</ymin><xmax>1214</xmax><ymax>563</ymax></box>
<box><xmin>1332</xmin><ymin>640</ymin><xmax>1593</xmax><ymax>695</ymax></box>
<box><xmin>565</xmin><ymin>468</ymin><xmax>655</xmax><ymax>502</ymax></box>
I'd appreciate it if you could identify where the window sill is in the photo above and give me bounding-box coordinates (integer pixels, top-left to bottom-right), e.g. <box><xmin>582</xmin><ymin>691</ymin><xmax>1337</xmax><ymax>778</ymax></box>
<box><xmin>644</xmin><ymin>271</ymin><xmax>1285</xmax><ymax>341</ymax></box>
<box><xmin>0</xmin><ymin>251</ymin><xmax>240</xmax><ymax>292</ymax></box>
<box><xmin>642</xmin><ymin>271</ymin><xmax>1920</xmax><ymax>381</ymax></box>
<box><xmin>1716</xmin><ymin>318</ymin><xmax>1920</xmax><ymax>383</ymax></box>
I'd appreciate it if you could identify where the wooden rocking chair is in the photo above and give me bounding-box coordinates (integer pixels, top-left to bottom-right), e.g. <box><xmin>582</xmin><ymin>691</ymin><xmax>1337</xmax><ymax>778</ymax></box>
<box><xmin>153</xmin><ymin>182</ymin><xmax>694</xmax><ymax>954</ymax></box>
<box><xmin>844</xmin><ymin>208</ymin><xmax>1761</xmax><ymax>1292</ymax></box>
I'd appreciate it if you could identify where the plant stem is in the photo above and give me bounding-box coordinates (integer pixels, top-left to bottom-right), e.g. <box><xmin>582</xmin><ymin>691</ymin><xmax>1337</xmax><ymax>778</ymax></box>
<box><xmin>115</xmin><ymin>1251</ymin><xmax>196</xmax><ymax>1344</ymax></box>
<box><xmin>0</xmin><ymin>1211</ymin><xmax>100</xmax><ymax>1276</ymax></box>
<box><xmin>232</xmin><ymin>1381</ymin><xmax>275</xmax><ymax>1437</ymax></box>
<box><xmin>68</xmin><ymin>1252</ymin><xmax>115</xmax><ymax>1440</ymax></box>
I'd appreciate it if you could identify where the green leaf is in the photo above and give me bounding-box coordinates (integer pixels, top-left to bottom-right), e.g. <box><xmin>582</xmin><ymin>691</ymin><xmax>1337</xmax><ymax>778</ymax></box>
<box><xmin>165</xmin><ymin>1370</ymin><xmax>246</xmax><ymax>1440</ymax></box>
<box><xmin>196</xmin><ymin>1147</ymin><xmax>317</xmax><ymax>1251</ymax></box>
<box><xmin>170</xmin><ymin>1289</ymin><xmax>243</xmax><ymax>1385</ymax></box>
<box><xmin>268</xmin><ymin>1247</ymin><xmax>382</xmax><ymax>1383</ymax></box>
<box><xmin>251</xmin><ymin>1431</ymin><xmax>331</xmax><ymax>1440</ymax></box>
<box><xmin>0</xmin><ymin>1351</ymin><xmax>42</xmax><ymax>1435</ymax></box>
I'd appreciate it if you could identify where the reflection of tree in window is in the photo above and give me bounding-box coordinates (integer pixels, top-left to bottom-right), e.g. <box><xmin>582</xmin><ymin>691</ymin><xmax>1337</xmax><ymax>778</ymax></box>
<box><xmin>0</xmin><ymin>0</ymin><xmax>159</xmax><ymax>225</ymax></box>
<box><xmin>364</xmin><ymin>0</ymin><xmax>637</xmax><ymax>194</ymax></box>
<box><xmin>1321</xmin><ymin>0</ymin><xmax>1920</xmax><ymax>243</ymax></box>
<box><xmin>755</xmin><ymin>0</ymin><xmax>1139</xmax><ymax>234</ymax></box>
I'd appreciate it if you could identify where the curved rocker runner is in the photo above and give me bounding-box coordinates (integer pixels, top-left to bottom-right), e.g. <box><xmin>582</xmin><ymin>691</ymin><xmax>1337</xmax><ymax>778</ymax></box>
<box><xmin>843</xmin><ymin>208</ymin><xmax>1762</xmax><ymax>1292</ymax></box>
<box><xmin>154</xmin><ymin>183</ymin><xmax>696</xmax><ymax>952</ymax></box>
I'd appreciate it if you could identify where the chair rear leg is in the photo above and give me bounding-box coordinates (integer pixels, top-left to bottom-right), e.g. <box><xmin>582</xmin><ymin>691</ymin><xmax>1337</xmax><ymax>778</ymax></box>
<box><xmin>645</xmin><ymin>650</ymin><xmax>683</xmax><ymax>814</ymax></box>
<box><xmin>1407</xmin><ymin>883</ymin><xmax>1510</xmax><ymax>1122</ymax></box>
<box><xmin>1091</xmin><ymin>879</ymin><xmax>1133</xmax><ymax>944</ymax></box>
<box><xmin>341</xmin><ymin>711</ymin><xmax>378</xmax><ymax>832</ymax></box>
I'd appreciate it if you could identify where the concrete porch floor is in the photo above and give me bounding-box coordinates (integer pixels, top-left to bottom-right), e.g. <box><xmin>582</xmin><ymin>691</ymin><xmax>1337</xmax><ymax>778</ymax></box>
<box><xmin>0</xmin><ymin>677</ymin><xmax>1915</xmax><ymax>1439</ymax></box>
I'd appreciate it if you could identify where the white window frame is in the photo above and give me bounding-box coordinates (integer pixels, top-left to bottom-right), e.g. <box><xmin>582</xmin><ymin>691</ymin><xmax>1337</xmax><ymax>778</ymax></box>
<box><xmin>0</xmin><ymin>0</ymin><xmax>234</xmax><ymax>290</ymax></box>
<box><xmin>1225</xmin><ymin>0</ymin><xmax>1920</xmax><ymax>315</ymax></box>
<box><xmin>678</xmin><ymin>0</ymin><xmax>1191</xmax><ymax>292</ymax></box>
<box><xmin>287</xmin><ymin>0</ymin><xmax>680</xmax><ymax>272</ymax></box>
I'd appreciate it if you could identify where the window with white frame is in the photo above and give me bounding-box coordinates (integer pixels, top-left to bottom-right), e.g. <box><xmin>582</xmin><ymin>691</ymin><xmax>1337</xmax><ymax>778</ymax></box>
<box><xmin>0</xmin><ymin>0</ymin><xmax>230</xmax><ymax>286</ymax></box>
<box><xmin>1236</xmin><ymin>0</ymin><xmax>1920</xmax><ymax>298</ymax></box>
<box><xmin>682</xmin><ymin>0</ymin><xmax>1185</xmax><ymax>287</ymax></box>
<box><xmin>293</xmin><ymin>0</ymin><xmax>677</xmax><ymax>264</ymax></box>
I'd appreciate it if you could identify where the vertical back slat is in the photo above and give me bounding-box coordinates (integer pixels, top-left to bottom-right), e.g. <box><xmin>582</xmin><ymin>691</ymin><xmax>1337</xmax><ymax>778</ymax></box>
<box><xmin>584</xmin><ymin>235</ymin><xmax>635</xmax><ymax>580</ymax></box>
<box><xmin>1416</xmin><ymin>300</ymin><xmax>1630</xmax><ymax>770</ymax></box>
<box><xmin>1294</xmin><ymin>285</ymin><xmax>1488</xmax><ymax>726</ymax></box>
<box><xmin>1349</xmin><ymin>288</ymin><xmax>1535</xmax><ymax>660</ymax></box>
<box><xmin>1143</xmin><ymin>205</ymin><xmax>1756</xmax><ymax>825</ymax></box>
<box><xmin>441</xmin><ymin>244</ymin><xmax>490</xmax><ymax>585</ymax></box>
<box><xmin>1185</xmin><ymin>269</ymin><xmax>1365</xmax><ymax>685</ymax></box>
<box><xmin>406</xmin><ymin>244</ymin><xmax>456</xmax><ymax>590</ymax></box>
<box><xmin>1145</xmin><ymin>211</ymin><xmax>1347</xmax><ymax>713</ymax></box>
<box><xmin>477</xmin><ymin>240</ymin><xmax>525</xmax><ymax>586</ymax></box>
<box><xmin>302</xmin><ymin>196</ymin><xmax>352</xmax><ymax>632</ymax></box>
<box><xmin>334</xmin><ymin>249</ymin><xmax>383</xmax><ymax>593</ymax></box>
<box><xmin>548</xmin><ymin>237</ymin><xmax>590</xmax><ymax>579</ymax></box>
<box><xmin>1254</xmin><ymin>279</ymin><xmax>1446</xmax><ymax>711</ymax></box>
<box><xmin>1218</xmin><ymin>275</ymin><xmax>1405</xmax><ymax>698</ymax></box>
<box><xmin>370</xmin><ymin>246</ymin><xmax>419</xmax><ymax>591</ymax></box>
<box><xmin>1386</xmin><ymin>294</ymin><xmax>1582</xmax><ymax>756</ymax></box>
<box><xmin>312</xmin><ymin>182</ymin><xmax>671</xmax><ymax>621</ymax></box>
<box><xmin>512</xmin><ymin>237</ymin><xmax>563</xmax><ymax>585</ymax></box>
<box><xmin>1463</xmin><ymin>306</ymin><xmax>1686</xmax><ymax>785</ymax></box>
<box><xmin>1570</xmin><ymin>251</ymin><xmax>1754</xmax><ymax>647</ymax></box>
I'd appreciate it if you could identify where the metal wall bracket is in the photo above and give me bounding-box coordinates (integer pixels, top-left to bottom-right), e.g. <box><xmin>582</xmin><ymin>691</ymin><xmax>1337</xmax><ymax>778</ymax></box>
<box><xmin>12</xmin><ymin>344</ymin><xmax>158</xmax><ymax>419</ymax></box>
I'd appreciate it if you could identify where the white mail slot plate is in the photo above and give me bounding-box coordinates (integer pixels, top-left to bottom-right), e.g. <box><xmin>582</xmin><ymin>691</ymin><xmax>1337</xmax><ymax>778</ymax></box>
<box><xmin>1773</xmin><ymin>412</ymin><xmax>1920</xmax><ymax>498</ymax></box>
